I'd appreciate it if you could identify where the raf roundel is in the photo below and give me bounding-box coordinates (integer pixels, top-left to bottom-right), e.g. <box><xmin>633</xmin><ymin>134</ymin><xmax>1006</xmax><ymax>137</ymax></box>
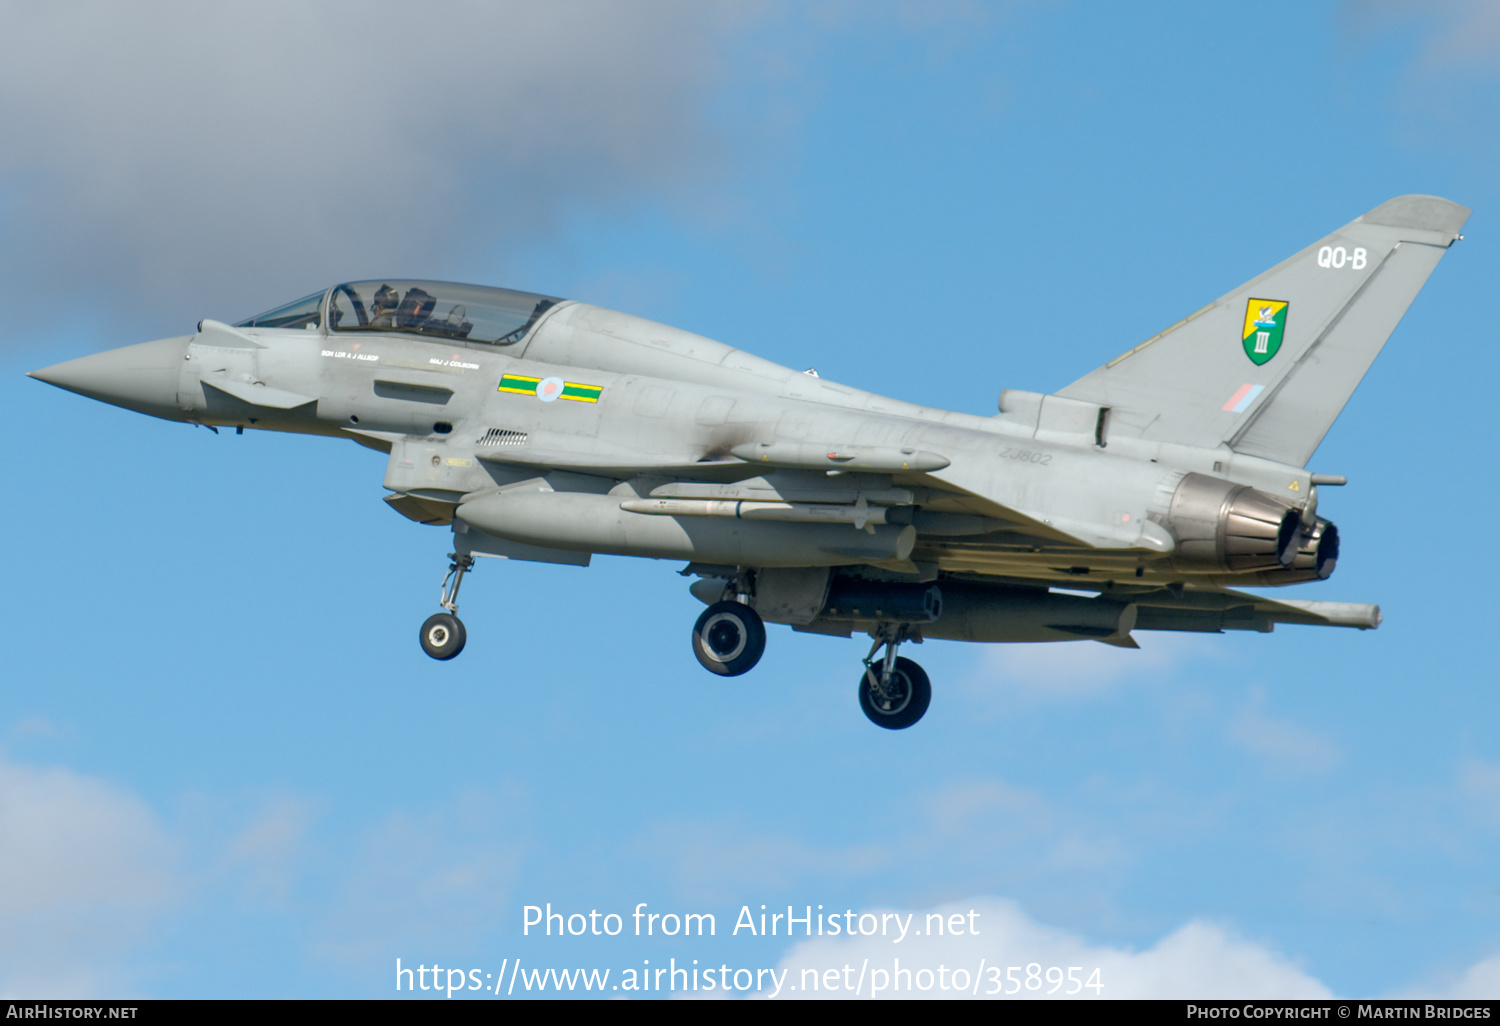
<box><xmin>497</xmin><ymin>372</ymin><xmax>604</xmax><ymax>403</ymax></box>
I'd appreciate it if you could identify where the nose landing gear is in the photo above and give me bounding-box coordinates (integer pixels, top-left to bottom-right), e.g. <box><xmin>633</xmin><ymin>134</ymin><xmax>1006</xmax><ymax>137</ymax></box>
<box><xmin>420</xmin><ymin>553</ymin><xmax>474</xmax><ymax>660</ymax></box>
<box><xmin>420</xmin><ymin>612</ymin><xmax>466</xmax><ymax>660</ymax></box>
<box><xmin>859</xmin><ymin>625</ymin><xmax>930</xmax><ymax>729</ymax></box>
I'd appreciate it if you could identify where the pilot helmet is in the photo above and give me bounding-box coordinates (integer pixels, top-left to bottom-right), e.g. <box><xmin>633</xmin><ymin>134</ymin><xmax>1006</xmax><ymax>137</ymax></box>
<box><xmin>371</xmin><ymin>284</ymin><xmax>399</xmax><ymax>315</ymax></box>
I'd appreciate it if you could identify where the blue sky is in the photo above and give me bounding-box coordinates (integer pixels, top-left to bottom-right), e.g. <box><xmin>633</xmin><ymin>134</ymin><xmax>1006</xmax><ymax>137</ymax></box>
<box><xmin>2</xmin><ymin>0</ymin><xmax>1498</xmax><ymax>999</ymax></box>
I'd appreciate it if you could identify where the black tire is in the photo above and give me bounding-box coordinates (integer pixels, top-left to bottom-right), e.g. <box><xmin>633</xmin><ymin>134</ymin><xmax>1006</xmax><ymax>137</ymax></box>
<box><xmin>859</xmin><ymin>656</ymin><xmax>931</xmax><ymax>729</ymax></box>
<box><xmin>420</xmin><ymin>612</ymin><xmax>467</xmax><ymax>660</ymax></box>
<box><xmin>692</xmin><ymin>600</ymin><xmax>766</xmax><ymax>676</ymax></box>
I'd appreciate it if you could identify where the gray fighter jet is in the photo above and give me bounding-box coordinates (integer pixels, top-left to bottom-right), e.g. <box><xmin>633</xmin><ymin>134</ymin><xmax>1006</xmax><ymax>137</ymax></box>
<box><xmin>29</xmin><ymin>195</ymin><xmax>1468</xmax><ymax>728</ymax></box>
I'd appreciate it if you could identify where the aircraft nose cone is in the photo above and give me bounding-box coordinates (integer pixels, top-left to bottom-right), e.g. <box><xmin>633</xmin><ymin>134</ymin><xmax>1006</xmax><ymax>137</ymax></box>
<box><xmin>29</xmin><ymin>335</ymin><xmax>191</xmax><ymax>419</ymax></box>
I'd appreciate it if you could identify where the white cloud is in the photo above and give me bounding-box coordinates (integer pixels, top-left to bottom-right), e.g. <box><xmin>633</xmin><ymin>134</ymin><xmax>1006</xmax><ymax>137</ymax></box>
<box><xmin>634</xmin><ymin>818</ymin><xmax>889</xmax><ymax>905</ymax></box>
<box><xmin>313</xmin><ymin>788</ymin><xmax>524</xmax><ymax>966</ymax></box>
<box><xmin>0</xmin><ymin>743</ymin><xmax>533</xmax><ymax>992</ymax></box>
<box><xmin>0</xmin><ymin>2</ymin><xmax>1024</xmax><ymax>345</ymax></box>
<box><xmin>771</xmin><ymin>897</ymin><xmax>1332</xmax><ymax>999</ymax></box>
<box><xmin>1459</xmin><ymin>758</ymin><xmax>1500</xmax><ymax>825</ymax></box>
<box><xmin>1340</xmin><ymin>0</ymin><xmax>1500</xmax><ymax>148</ymax></box>
<box><xmin>1344</xmin><ymin>0</ymin><xmax>1500</xmax><ymax>67</ymax></box>
<box><xmin>4</xmin><ymin>744</ymin><xmax>1498</xmax><ymax>999</ymax></box>
<box><xmin>1415</xmin><ymin>951</ymin><xmax>1500</xmax><ymax>999</ymax></box>
<box><xmin>1228</xmin><ymin>687</ymin><xmax>1342</xmax><ymax>774</ymax></box>
<box><xmin>0</xmin><ymin>1</ymin><xmax>767</xmax><ymax>341</ymax></box>
<box><xmin>963</xmin><ymin>632</ymin><xmax>1216</xmax><ymax>707</ymax></box>
<box><xmin>5</xmin><ymin>717</ymin><xmax>63</xmax><ymax>742</ymax></box>
<box><xmin>634</xmin><ymin>775</ymin><xmax>1130</xmax><ymax>916</ymax></box>
<box><xmin>218</xmin><ymin>794</ymin><xmax>319</xmax><ymax>907</ymax></box>
<box><xmin>0</xmin><ymin>755</ymin><xmax>176</xmax><ymax>996</ymax></box>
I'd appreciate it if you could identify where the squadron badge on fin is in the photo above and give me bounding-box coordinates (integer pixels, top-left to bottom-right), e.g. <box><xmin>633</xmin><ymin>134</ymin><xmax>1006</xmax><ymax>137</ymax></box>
<box><xmin>1242</xmin><ymin>299</ymin><xmax>1287</xmax><ymax>366</ymax></box>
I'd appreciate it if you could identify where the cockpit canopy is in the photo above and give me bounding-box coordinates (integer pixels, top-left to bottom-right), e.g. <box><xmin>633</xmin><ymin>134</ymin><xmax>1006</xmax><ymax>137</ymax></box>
<box><xmin>236</xmin><ymin>280</ymin><xmax>563</xmax><ymax>345</ymax></box>
<box><xmin>237</xmin><ymin>290</ymin><xmax>324</xmax><ymax>330</ymax></box>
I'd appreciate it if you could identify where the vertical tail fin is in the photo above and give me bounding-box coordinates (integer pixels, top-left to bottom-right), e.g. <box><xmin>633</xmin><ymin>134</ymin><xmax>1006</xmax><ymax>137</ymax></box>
<box><xmin>1058</xmin><ymin>195</ymin><xmax>1468</xmax><ymax>466</ymax></box>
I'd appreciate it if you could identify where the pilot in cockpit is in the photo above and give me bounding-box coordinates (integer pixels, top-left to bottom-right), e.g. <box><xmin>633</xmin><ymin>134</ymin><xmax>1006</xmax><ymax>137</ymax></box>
<box><xmin>369</xmin><ymin>284</ymin><xmax>400</xmax><ymax>329</ymax></box>
<box><xmin>394</xmin><ymin>287</ymin><xmax>437</xmax><ymax>330</ymax></box>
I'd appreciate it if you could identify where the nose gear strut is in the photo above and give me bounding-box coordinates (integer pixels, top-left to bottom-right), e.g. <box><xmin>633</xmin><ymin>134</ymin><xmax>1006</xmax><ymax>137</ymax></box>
<box><xmin>420</xmin><ymin>553</ymin><xmax>475</xmax><ymax>660</ymax></box>
<box><xmin>439</xmin><ymin>552</ymin><xmax>475</xmax><ymax>614</ymax></box>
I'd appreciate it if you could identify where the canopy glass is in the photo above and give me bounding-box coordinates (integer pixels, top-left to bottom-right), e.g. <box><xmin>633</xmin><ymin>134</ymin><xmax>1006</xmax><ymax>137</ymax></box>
<box><xmin>329</xmin><ymin>281</ymin><xmax>560</xmax><ymax>344</ymax></box>
<box><xmin>235</xmin><ymin>281</ymin><xmax>562</xmax><ymax>344</ymax></box>
<box><xmin>236</xmin><ymin>291</ymin><xmax>324</xmax><ymax>330</ymax></box>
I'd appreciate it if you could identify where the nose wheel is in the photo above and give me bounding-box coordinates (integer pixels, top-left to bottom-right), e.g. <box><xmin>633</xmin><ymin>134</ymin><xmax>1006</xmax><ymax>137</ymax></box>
<box><xmin>420</xmin><ymin>553</ymin><xmax>474</xmax><ymax>661</ymax></box>
<box><xmin>420</xmin><ymin>612</ymin><xmax>466</xmax><ymax>660</ymax></box>
<box><xmin>859</xmin><ymin>626</ymin><xmax>930</xmax><ymax>729</ymax></box>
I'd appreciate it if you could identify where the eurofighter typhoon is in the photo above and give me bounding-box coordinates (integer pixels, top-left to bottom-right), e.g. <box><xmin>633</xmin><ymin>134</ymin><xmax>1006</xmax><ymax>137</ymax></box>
<box><xmin>29</xmin><ymin>196</ymin><xmax>1467</xmax><ymax>728</ymax></box>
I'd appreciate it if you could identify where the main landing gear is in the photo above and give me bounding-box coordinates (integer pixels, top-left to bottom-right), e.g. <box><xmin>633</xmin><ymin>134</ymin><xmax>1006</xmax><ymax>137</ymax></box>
<box><xmin>858</xmin><ymin>625</ymin><xmax>930</xmax><ymax>730</ymax></box>
<box><xmin>420</xmin><ymin>553</ymin><xmax>473</xmax><ymax>660</ymax></box>
<box><xmin>686</xmin><ymin>576</ymin><xmax>931</xmax><ymax>729</ymax></box>
<box><xmin>692</xmin><ymin>599</ymin><xmax>766</xmax><ymax>676</ymax></box>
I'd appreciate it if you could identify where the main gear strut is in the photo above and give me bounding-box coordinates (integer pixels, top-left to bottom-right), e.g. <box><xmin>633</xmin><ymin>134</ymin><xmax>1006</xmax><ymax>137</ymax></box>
<box><xmin>858</xmin><ymin>623</ymin><xmax>931</xmax><ymax>729</ymax></box>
